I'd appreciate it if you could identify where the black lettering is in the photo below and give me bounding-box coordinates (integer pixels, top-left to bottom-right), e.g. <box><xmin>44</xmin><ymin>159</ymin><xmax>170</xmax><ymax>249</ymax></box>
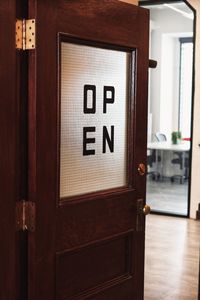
<box><xmin>103</xmin><ymin>126</ymin><xmax>114</xmax><ymax>153</ymax></box>
<box><xmin>83</xmin><ymin>127</ymin><xmax>96</xmax><ymax>156</ymax></box>
<box><xmin>84</xmin><ymin>85</ymin><xmax>96</xmax><ymax>114</ymax></box>
<box><xmin>103</xmin><ymin>86</ymin><xmax>115</xmax><ymax>113</ymax></box>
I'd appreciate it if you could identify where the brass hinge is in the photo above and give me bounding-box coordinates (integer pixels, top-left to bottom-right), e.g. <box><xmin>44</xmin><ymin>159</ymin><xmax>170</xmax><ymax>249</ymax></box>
<box><xmin>16</xmin><ymin>201</ymin><xmax>35</xmax><ymax>232</ymax></box>
<box><xmin>16</xmin><ymin>19</ymin><xmax>36</xmax><ymax>50</ymax></box>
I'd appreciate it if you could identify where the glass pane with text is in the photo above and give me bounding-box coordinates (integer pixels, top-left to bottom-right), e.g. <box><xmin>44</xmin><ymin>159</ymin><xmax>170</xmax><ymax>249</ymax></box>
<box><xmin>60</xmin><ymin>42</ymin><xmax>130</xmax><ymax>199</ymax></box>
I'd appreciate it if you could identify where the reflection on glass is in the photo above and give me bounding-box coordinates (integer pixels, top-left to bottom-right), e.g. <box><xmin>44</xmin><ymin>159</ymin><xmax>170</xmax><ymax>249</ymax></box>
<box><xmin>144</xmin><ymin>1</ymin><xmax>194</xmax><ymax>216</ymax></box>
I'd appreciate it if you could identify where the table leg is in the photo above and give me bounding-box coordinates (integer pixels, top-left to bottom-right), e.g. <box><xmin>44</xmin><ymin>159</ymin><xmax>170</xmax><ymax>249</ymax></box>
<box><xmin>181</xmin><ymin>151</ymin><xmax>185</xmax><ymax>184</ymax></box>
<box><xmin>160</xmin><ymin>149</ymin><xmax>164</xmax><ymax>180</ymax></box>
<box><xmin>155</xmin><ymin>149</ymin><xmax>159</xmax><ymax>180</ymax></box>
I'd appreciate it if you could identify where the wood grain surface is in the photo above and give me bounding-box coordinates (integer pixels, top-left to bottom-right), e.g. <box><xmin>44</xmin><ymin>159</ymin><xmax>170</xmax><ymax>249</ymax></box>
<box><xmin>145</xmin><ymin>215</ymin><xmax>200</xmax><ymax>300</ymax></box>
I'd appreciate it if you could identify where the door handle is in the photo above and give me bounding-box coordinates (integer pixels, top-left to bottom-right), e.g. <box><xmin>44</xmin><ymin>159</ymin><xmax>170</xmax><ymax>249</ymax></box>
<box><xmin>136</xmin><ymin>200</ymin><xmax>151</xmax><ymax>231</ymax></box>
<box><xmin>149</xmin><ymin>59</ymin><xmax>157</xmax><ymax>69</ymax></box>
<box><xmin>137</xmin><ymin>199</ymin><xmax>151</xmax><ymax>216</ymax></box>
<box><xmin>143</xmin><ymin>204</ymin><xmax>151</xmax><ymax>216</ymax></box>
<box><xmin>137</xmin><ymin>163</ymin><xmax>146</xmax><ymax>176</ymax></box>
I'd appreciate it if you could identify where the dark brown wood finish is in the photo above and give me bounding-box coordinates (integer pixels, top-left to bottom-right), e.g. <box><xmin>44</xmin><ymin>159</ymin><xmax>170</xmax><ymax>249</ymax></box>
<box><xmin>0</xmin><ymin>1</ymin><xmax>28</xmax><ymax>300</ymax></box>
<box><xmin>196</xmin><ymin>203</ymin><xmax>200</xmax><ymax>220</ymax></box>
<box><xmin>28</xmin><ymin>1</ymin><xmax>149</xmax><ymax>299</ymax></box>
<box><xmin>0</xmin><ymin>3</ymin><xmax>16</xmax><ymax>299</ymax></box>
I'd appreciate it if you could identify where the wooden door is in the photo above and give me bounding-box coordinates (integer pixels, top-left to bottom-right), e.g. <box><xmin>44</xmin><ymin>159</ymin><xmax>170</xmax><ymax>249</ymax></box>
<box><xmin>0</xmin><ymin>1</ymin><xmax>27</xmax><ymax>300</ymax></box>
<box><xmin>0</xmin><ymin>2</ymin><xmax>16</xmax><ymax>299</ymax></box>
<box><xmin>28</xmin><ymin>1</ymin><xmax>149</xmax><ymax>299</ymax></box>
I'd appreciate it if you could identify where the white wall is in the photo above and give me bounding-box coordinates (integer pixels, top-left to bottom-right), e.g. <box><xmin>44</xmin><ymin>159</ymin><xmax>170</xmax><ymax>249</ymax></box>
<box><xmin>187</xmin><ymin>0</ymin><xmax>200</xmax><ymax>218</ymax></box>
<box><xmin>159</xmin><ymin>35</ymin><xmax>178</xmax><ymax>139</ymax></box>
<box><xmin>149</xmin><ymin>7</ymin><xmax>193</xmax><ymax>141</ymax></box>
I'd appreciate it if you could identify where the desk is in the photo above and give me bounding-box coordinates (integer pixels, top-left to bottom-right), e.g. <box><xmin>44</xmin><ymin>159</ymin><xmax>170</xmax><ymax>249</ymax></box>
<box><xmin>147</xmin><ymin>141</ymin><xmax>190</xmax><ymax>180</ymax></box>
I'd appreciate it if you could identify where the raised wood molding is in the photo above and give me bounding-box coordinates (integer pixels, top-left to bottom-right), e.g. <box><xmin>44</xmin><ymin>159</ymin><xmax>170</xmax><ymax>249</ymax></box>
<box><xmin>119</xmin><ymin>0</ymin><xmax>138</xmax><ymax>5</ymax></box>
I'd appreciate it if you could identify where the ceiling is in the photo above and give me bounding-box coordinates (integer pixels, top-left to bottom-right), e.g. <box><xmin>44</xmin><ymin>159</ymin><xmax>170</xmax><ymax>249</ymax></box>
<box><xmin>141</xmin><ymin>1</ymin><xmax>194</xmax><ymax>20</ymax></box>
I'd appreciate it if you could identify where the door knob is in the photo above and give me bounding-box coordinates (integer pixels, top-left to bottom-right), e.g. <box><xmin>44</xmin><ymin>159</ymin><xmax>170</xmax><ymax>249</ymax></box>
<box><xmin>137</xmin><ymin>163</ymin><xmax>146</xmax><ymax>176</ymax></box>
<box><xmin>143</xmin><ymin>204</ymin><xmax>151</xmax><ymax>216</ymax></box>
<box><xmin>136</xmin><ymin>200</ymin><xmax>151</xmax><ymax>231</ymax></box>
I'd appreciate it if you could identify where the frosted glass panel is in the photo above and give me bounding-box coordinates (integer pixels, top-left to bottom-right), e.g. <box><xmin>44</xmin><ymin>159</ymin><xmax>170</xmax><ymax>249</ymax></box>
<box><xmin>60</xmin><ymin>42</ymin><xmax>130</xmax><ymax>199</ymax></box>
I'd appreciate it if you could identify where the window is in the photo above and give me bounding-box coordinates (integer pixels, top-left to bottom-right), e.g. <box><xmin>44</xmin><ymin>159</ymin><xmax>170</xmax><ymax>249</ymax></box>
<box><xmin>178</xmin><ymin>38</ymin><xmax>193</xmax><ymax>138</ymax></box>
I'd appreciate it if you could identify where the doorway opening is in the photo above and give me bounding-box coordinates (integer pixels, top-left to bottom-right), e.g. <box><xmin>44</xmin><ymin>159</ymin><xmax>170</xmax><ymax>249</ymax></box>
<box><xmin>139</xmin><ymin>1</ymin><xmax>199</xmax><ymax>299</ymax></box>
<box><xmin>141</xmin><ymin>0</ymin><xmax>195</xmax><ymax>217</ymax></box>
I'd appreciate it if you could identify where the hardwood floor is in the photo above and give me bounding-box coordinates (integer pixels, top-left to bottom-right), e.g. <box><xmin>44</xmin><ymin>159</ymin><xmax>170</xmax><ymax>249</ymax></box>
<box><xmin>144</xmin><ymin>215</ymin><xmax>200</xmax><ymax>300</ymax></box>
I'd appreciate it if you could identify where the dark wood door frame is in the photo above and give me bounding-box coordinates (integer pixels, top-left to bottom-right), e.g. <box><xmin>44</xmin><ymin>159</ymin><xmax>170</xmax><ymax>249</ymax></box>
<box><xmin>0</xmin><ymin>2</ymin><xmax>17</xmax><ymax>299</ymax></box>
<box><xmin>0</xmin><ymin>1</ymin><xmax>29</xmax><ymax>299</ymax></box>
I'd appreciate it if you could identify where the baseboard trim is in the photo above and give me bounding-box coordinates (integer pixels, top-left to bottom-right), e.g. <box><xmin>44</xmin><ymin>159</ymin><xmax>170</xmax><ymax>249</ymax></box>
<box><xmin>196</xmin><ymin>203</ymin><xmax>200</xmax><ymax>220</ymax></box>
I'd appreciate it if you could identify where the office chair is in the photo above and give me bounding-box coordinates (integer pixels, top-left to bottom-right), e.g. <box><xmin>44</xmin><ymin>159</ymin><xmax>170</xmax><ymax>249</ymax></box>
<box><xmin>155</xmin><ymin>132</ymin><xmax>187</xmax><ymax>183</ymax></box>
<box><xmin>171</xmin><ymin>155</ymin><xmax>189</xmax><ymax>184</ymax></box>
<box><xmin>155</xmin><ymin>132</ymin><xmax>167</xmax><ymax>142</ymax></box>
<box><xmin>172</xmin><ymin>138</ymin><xmax>191</xmax><ymax>183</ymax></box>
<box><xmin>147</xmin><ymin>149</ymin><xmax>160</xmax><ymax>180</ymax></box>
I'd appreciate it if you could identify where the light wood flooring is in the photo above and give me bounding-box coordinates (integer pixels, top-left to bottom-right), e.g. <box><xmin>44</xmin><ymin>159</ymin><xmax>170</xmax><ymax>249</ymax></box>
<box><xmin>144</xmin><ymin>215</ymin><xmax>200</xmax><ymax>300</ymax></box>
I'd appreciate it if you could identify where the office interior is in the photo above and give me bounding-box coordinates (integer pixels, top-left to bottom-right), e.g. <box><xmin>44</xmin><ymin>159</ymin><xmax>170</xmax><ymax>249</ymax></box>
<box><xmin>139</xmin><ymin>3</ymin><xmax>200</xmax><ymax>299</ymax></box>
<box><xmin>145</xmin><ymin>1</ymin><xmax>194</xmax><ymax>216</ymax></box>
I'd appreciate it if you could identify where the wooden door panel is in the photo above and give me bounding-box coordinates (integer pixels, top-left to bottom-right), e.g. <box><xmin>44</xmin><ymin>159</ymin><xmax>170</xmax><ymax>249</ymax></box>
<box><xmin>28</xmin><ymin>1</ymin><xmax>149</xmax><ymax>299</ymax></box>
<box><xmin>56</xmin><ymin>231</ymin><xmax>133</xmax><ymax>299</ymax></box>
<box><xmin>56</xmin><ymin>1</ymin><xmax>140</xmax><ymax>47</ymax></box>
<box><xmin>56</xmin><ymin>192</ymin><xmax>135</xmax><ymax>249</ymax></box>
